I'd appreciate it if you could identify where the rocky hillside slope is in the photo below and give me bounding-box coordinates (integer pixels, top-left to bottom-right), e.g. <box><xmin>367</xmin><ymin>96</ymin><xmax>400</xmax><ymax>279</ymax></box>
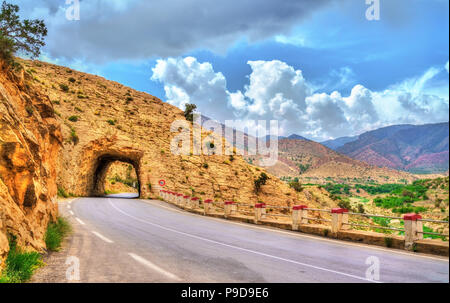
<box><xmin>17</xmin><ymin>58</ymin><xmax>317</xmax><ymax>209</ymax></box>
<box><xmin>250</xmin><ymin>138</ymin><xmax>416</xmax><ymax>184</ymax></box>
<box><xmin>0</xmin><ymin>59</ymin><xmax>62</xmax><ymax>266</ymax></box>
<box><xmin>337</xmin><ymin>123</ymin><xmax>449</xmax><ymax>174</ymax></box>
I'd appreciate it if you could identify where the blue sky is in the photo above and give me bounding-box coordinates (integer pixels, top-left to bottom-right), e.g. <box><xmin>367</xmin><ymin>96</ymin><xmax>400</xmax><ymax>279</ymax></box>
<box><xmin>13</xmin><ymin>0</ymin><xmax>449</xmax><ymax>140</ymax></box>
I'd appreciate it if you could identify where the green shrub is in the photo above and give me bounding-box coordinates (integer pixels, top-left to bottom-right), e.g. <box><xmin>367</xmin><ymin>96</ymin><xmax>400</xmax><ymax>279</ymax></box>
<box><xmin>0</xmin><ymin>235</ymin><xmax>42</xmax><ymax>283</ymax></box>
<box><xmin>59</xmin><ymin>83</ymin><xmax>69</xmax><ymax>92</ymax></box>
<box><xmin>289</xmin><ymin>180</ymin><xmax>303</xmax><ymax>192</ymax></box>
<box><xmin>254</xmin><ymin>172</ymin><xmax>269</xmax><ymax>193</ymax></box>
<box><xmin>184</xmin><ymin>103</ymin><xmax>197</xmax><ymax>122</ymax></box>
<box><xmin>0</xmin><ymin>33</ymin><xmax>15</xmax><ymax>62</ymax></box>
<box><xmin>68</xmin><ymin>115</ymin><xmax>79</xmax><ymax>122</ymax></box>
<box><xmin>202</xmin><ymin>163</ymin><xmax>209</xmax><ymax>169</ymax></box>
<box><xmin>357</xmin><ymin>204</ymin><xmax>365</xmax><ymax>214</ymax></box>
<box><xmin>106</xmin><ymin>119</ymin><xmax>116</xmax><ymax>126</ymax></box>
<box><xmin>57</xmin><ymin>187</ymin><xmax>69</xmax><ymax>198</ymax></box>
<box><xmin>68</xmin><ymin>77</ymin><xmax>76</xmax><ymax>83</ymax></box>
<box><xmin>337</xmin><ymin>199</ymin><xmax>352</xmax><ymax>210</ymax></box>
<box><xmin>45</xmin><ymin>217</ymin><xmax>71</xmax><ymax>252</ymax></box>
<box><xmin>70</xmin><ymin>127</ymin><xmax>79</xmax><ymax>145</ymax></box>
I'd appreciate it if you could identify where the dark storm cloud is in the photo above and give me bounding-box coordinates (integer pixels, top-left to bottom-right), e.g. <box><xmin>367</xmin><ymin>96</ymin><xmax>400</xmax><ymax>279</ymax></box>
<box><xmin>24</xmin><ymin>0</ymin><xmax>334</xmax><ymax>62</ymax></box>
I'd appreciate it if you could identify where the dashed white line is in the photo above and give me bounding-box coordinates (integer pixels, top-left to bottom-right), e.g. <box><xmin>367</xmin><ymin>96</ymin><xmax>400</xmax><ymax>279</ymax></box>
<box><xmin>109</xmin><ymin>199</ymin><xmax>379</xmax><ymax>283</ymax></box>
<box><xmin>75</xmin><ymin>218</ymin><xmax>85</xmax><ymax>225</ymax></box>
<box><xmin>69</xmin><ymin>211</ymin><xmax>74</xmax><ymax>216</ymax></box>
<box><xmin>128</xmin><ymin>253</ymin><xmax>181</xmax><ymax>281</ymax></box>
<box><xmin>92</xmin><ymin>231</ymin><xmax>114</xmax><ymax>243</ymax></box>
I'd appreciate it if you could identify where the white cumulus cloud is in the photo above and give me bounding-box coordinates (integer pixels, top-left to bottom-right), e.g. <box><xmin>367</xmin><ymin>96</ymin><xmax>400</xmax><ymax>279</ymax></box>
<box><xmin>151</xmin><ymin>57</ymin><xmax>449</xmax><ymax>141</ymax></box>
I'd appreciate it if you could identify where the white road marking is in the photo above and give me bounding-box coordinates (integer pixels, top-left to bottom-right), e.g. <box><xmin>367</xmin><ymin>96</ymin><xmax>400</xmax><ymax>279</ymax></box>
<box><xmin>109</xmin><ymin>199</ymin><xmax>379</xmax><ymax>283</ymax></box>
<box><xmin>75</xmin><ymin>218</ymin><xmax>85</xmax><ymax>225</ymax></box>
<box><xmin>91</xmin><ymin>231</ymin><xmax>114</xmax><ymax>244</ymax></box>
<box><xmin>69</xmin><ymin>211</ymin><xmax>74</xmax><ymax>216</ymax></box>
<box><xmin>68</xmin><ymin>205</ymin><xmax>71</xmax><ymax>210</ymax></box>
<box><xmin>144</xmin><ymin>199</ymin><xmax>449</xmax><ymax>262</ymax></box>
<box><xmin>128</xmin><ymin>253</ymin><xmax>181</xmax><ymax>281</ymax></box>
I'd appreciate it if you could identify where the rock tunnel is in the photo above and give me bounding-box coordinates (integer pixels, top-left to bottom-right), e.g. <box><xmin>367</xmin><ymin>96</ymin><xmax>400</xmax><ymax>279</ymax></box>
<box><xmin>91</xmin><ymin>154</ymin><xmax>141</xmax><ymax>197</ymax></box>
<box><xmin>75</xmin><ymin>140</ymin><xmax>146</xmax><ymax>198</ymax></box>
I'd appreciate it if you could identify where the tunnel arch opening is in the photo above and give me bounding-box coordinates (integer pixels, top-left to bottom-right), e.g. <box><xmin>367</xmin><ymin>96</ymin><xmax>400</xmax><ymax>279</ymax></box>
<box><xmin>91</xmin><ymin>154</ymin><xmax>142</xmax><ymax>198</ymax></box>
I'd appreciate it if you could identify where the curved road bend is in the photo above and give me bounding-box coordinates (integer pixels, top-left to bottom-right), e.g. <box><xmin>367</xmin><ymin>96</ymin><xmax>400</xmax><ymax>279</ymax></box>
<box><xmin>34</xmin><ymin>194</ymin><xmax>449</xmax><ymax>283</ymax></box>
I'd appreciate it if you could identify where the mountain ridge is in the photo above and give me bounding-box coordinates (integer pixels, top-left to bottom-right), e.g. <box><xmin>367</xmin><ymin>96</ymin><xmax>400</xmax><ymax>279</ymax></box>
<box><xmin>337</xmin><ymin>122</ymin><xmax>449</xmax><ymax>173</ymax></box>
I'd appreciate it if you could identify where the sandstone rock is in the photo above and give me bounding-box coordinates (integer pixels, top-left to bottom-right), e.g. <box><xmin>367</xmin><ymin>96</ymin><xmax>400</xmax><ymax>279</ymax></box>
<box><xmin>0</xmin><ymin>59</ymin><xmax>62</xmax><ymax>268</ymax></box>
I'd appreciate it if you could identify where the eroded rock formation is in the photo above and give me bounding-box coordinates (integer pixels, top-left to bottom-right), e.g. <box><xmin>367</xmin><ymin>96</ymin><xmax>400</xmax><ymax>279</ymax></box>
<box><xmin>18</xmin><ymin>58</ymin><xmax>309</xmax><ymax>208</ymax></box>
<box><xmin>0</xmin><ymin>59</ymin><xmax>62</xmax><ymax>266</ymax></box>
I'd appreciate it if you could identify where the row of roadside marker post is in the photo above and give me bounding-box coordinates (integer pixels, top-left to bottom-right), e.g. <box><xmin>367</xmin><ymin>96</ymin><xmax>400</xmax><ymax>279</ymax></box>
<box><xmin>160</xmin><ymin>190</ymin><xmax>428</xmax><ymax>251</ymax></box>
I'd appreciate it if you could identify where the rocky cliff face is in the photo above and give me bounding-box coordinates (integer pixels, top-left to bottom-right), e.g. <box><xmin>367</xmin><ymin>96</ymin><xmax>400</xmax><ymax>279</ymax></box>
<box><xmin>0</xmin><ymin>59</ymin><xmax>62</xmax><ymax>267</ymax></box>
<box><xmin>17</xmin><ymin>59</ymin><xmax>313</xmax><ymax>210</ymax></box>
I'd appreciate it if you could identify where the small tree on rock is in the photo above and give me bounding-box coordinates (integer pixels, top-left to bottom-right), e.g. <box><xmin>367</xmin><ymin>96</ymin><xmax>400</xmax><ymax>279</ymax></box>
<box><xmin>184</xmin><ymin>103</ymin><xmax>197</xmax><ymax>123</ymax></box>
<box><xmin>254</xmin><ymin>172</ymin><xmax>269</xmax><ymax>193</ymax></box>
<box><xmin>0</xmin><ymin>1</ymin><xmax>47</xmax><ymax>62</ymax></box>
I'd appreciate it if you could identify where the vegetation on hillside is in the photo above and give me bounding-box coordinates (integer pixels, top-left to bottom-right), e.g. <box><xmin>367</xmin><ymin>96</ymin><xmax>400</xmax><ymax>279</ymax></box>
<box><xmin>45</xmin><ymin>217</ymin><xmax>72</xmax><ymax>252</ymax></box>
<box><xmin>0</xmin><ymin>235</ymin><xmax>42</xmax><ymax>283</ymax></box>
<box><xmin>1</xmin><ymin>216</ymin><xmax>72</xmax><ymax>283</ymax></box>
<box><xmin>254</xmin><ymin>172</ymin><xmax>269</xmax><ymax>193</ymax></box>
<box><xmin>184</xmin><ymin>103</ymin><xmax>197</xmax><ymax>123</ymax></box>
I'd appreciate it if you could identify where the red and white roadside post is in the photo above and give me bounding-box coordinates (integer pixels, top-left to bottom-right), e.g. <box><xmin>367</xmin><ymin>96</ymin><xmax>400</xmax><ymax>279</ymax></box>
<box><xmin>404</xmin><ymin>213</ymin><xmax>423</xmax><ymax>250</ymax></box>
<box><xmin>224</xmin><ymin>201</ymin><xmax>236</xmax><ymax>218</ymax></box>
<box><xmin>175</xmin><ymin>193</ymin><xmax>181</xmax><ymax>205</ymax></box>
<box><xmin>191</xmin><ymin>197</ymin><xmax>200</xmax><ymax>209</ymax></box>
<box><xmin>254</xmin><ymin>203</ymin><xmax>266</xmax><ymax>224</ymax></box>
<box><xmin>292</xmin><ymin>205</ymin><xmax>308</xmax><ymax>231</ymax></box>
<box><xmin>342</xmin><ymin>208</ymin><xmax>349</xmax><ymax>230</ymax></box>
<box><xmin>331</xmin><ymin>208</ymin><xmax>348</xmax><ymax>233</ymax></box>
<box><xmin>171</xmin><ymin>192</ymin><xmax>177</xmax><ymax>203</ymax></box>
<box><xmin>182</xmin><ymin>196</ymin><xmax>191</xmax><ymax>207</ymax></box>
<box><xmin>203</xmin><ymin>199</ymin><xmax>213</xmax><ymax>214</ymax></box>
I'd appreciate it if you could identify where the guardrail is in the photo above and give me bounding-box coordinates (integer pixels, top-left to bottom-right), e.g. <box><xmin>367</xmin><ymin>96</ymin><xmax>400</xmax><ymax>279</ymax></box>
<box><xmin>159</xmin><ymin>190</ymin><xmax>449</xmax><ymax>251</ymax></box>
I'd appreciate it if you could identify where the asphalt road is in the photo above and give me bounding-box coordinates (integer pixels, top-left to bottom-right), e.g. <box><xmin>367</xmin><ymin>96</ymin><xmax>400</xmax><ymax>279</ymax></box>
<box><xmin>34</xmin><ymin>194</ymin><xmax>449</xmax><ymax>283</ymax></box>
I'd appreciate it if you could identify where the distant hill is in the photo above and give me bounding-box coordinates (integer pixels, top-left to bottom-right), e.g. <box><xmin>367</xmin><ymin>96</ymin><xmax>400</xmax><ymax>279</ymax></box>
<box><xmin>287</xmin><ymin>134</ymin><xmax>311</xmax><ymax>141</ymax></box>
<box><xmin>321</xmin><ymin>136</ymin><xmax>357</xmax><ymax>150</ymax></box>
<box><xmin>203</xmin><ymin>117</ymin><xmax>417</xmax><ymax>183</ymax></box>
<box><xmin>261</xmin><ymin>134</ymin><xmax>311</xmax><ymax>141</ymax></box>
<box><xmin>248</xmin><ymin>138</ymin><xmax>416</xmax><ymax>184</ymax></box>
<box><xmin>337</xmin><ymin>122</ymin><xmax>449</xmax><ymax>174</ymax></box>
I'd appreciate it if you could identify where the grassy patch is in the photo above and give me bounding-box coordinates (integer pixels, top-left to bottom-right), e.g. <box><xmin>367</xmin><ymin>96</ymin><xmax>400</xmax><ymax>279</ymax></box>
<box><xmin>57</xmin><ymin>186</ymin><xmax>69</xmax><ymax>198</ymax></box>
<box><xmin>68</xmin><ymin>115</ymin><xmax>79</xmax><ymax>122</ymax></box>
<box><xmin>45</xmin><ymin>217</ymin><xmax>72</xmax><ymax>252</ymax></box>
<box><xmin>0</xmin><ymin>236</ymin><xmax>43</xmax><ymax>283</ymax></box>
